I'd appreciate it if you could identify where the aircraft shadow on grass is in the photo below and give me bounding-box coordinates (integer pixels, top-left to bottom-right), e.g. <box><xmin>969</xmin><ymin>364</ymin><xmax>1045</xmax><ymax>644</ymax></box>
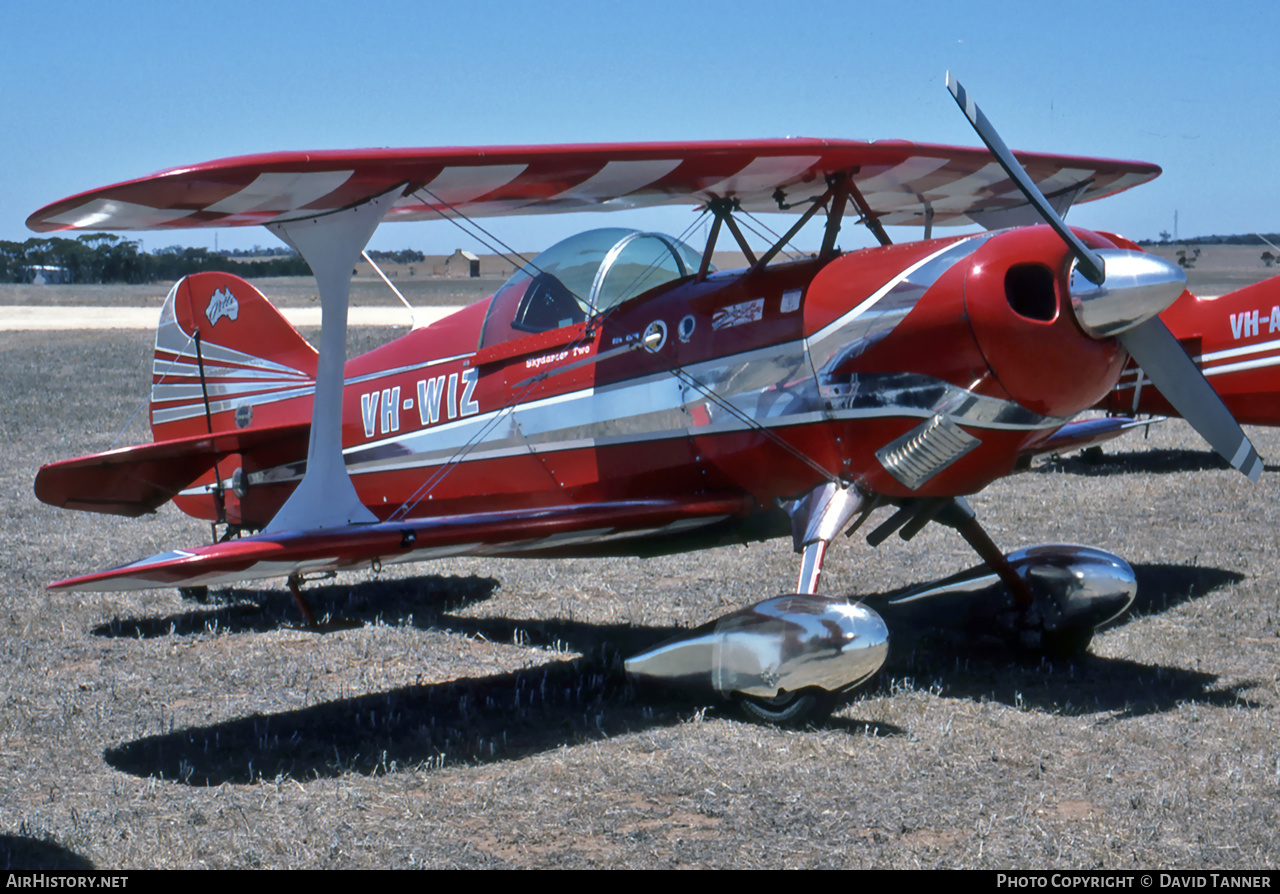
<box><xmin>1034</xmin><ymin>446</ymin><xmax>1280</xmax><ymax>476</ymax></box>
<box><xmin>100</xmin><ymin>563</ymin><xmax>1253</xmax><ymax>786</ymax></box>
<box><xmin>102</xmin><ymin>638</ymin><xmax>909</xmax><ymax>787</ymax></box>
<box><xmin>0</xmin><ymin>834</ymin><xmax>95</xmax><ymax>871</ymax></box>
<box><xmin>860</xmin><ymin>562</ymin><xmax>1260</xmax><ymax>721</ymax></box>
<box><xmin>91</xmin><ymin>573</ymin><xmax>506</xmax><ymax>639</ymax></box>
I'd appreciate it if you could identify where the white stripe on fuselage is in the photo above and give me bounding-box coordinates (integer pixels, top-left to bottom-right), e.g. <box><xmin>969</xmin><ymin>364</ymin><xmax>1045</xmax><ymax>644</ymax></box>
<box><xmin>807</xmin><ymin>237</ymin><xmax>979</xmax><ymax>347</ymax></box>
<box><xmin>1117</xmin><ymin>335</ymin><xmax>1280</xmax><ymax>389</ymax></box>
<box><xmin>335</xmin><ymin>335</ymin><xmax>1055</xmax><ymax>483</ymax></box>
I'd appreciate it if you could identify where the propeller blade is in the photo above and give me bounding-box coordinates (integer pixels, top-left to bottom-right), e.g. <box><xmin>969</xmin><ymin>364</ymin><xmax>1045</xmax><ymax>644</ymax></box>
<box><xmin>946</xmin><ymin>71</ymin><xmax>1263</xmax><ymax>480</ymax></box>
<box><xmin>1119</xmin><ymin>319</ymin><xmax>1263</xmax><ymax>481</ymax></box>
<box><xmin>945</xmin><ymin>71</ymin><xmax>1106</xmax><ymax>285</ymax></box>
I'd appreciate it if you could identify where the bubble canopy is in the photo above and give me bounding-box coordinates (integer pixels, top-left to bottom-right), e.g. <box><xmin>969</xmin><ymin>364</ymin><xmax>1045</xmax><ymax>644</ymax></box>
<box><xmin>480</xmin><ymin>228</ymin><xmax>705</xmax><ymax>348</ymax></box>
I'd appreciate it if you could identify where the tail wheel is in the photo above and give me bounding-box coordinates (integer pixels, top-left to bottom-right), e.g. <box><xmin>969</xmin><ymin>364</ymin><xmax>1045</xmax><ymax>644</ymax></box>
<box><xmin>178</xmin><ymin>586</ymin><xmax>209</xmax><ymax>604</ymax></box>
<box><xmin>737</xmin><ymin>690</ymin><xmax>836</xmax><ymax>726</ymax></box>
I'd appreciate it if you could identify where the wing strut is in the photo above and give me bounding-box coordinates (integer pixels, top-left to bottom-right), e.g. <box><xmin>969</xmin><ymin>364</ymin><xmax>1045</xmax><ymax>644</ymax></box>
<box><xmin>696</xmin><ymin>198</ymin><xmax>757</xmax><ymax>280</ymax></box>
<box><xmin>699</xmin><ymin>173</ymin><xmax>868</xmax><ymax>275</ymax></box>
<box><xmin>263</xmin><ymin>185</ymin><xmax>406</xmax><ymax>533</ymax></box>
<box><xmin>752</xmin><ymin>181</ymin><xmax>837</xmax><ymax>272</ymax></box>
<box><xmin>361</xmin><ymin>249</ymin><xmax>418</xmax><ymax>328</ymax></box>
<box><xmin>819</xmin><ymin>174</ymin><xmax>851</xmax><ymax>261</ymax></box>
<box><xmin>696</xmin><ymin>212</ymin><xmax>722</xmax><ymax>282</ymax></box>
<box><xmin>846</xmin><ymin>178</ymin><xmax>892</xmax><ymax>247</ymax></box>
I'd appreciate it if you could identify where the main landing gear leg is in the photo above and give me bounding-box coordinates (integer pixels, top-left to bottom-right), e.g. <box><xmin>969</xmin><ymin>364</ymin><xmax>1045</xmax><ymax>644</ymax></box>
<box><xmin>790</xmin><ymin>481</ymin><xmax>867</xmax><ymax>594</ymax></box>
<box><xmin>934</xmin><ymin>499</ymin><xmax>1036</xmax><ymax>609</ymax></box>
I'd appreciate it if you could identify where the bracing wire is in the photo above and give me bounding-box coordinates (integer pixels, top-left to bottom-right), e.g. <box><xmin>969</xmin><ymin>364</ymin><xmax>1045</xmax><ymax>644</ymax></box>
<box><xmin>411</xmin><ymin>188</ymin><xmax>538</xmax><ymax>276</ymax></box>
<box><xmin>110</xmin><ymin>323</ymin><xmax>200</xmax><ymax>449</ymax></box>
<box><xmin>388</xmin><ymin>206</ymin><xmax>717</xmax><ymax>521</ymax></box>
<box><xmin>739</xmin><ymin>210</ymin><xmax>807</xmax><ymax>262</ymax></box>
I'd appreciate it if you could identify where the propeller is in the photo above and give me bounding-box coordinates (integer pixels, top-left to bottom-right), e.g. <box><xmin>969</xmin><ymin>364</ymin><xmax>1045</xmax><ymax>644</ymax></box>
<box><xmin>946</xmin><ymin>72</ymin><xmax>1263</xmax><ymax>481</ymax></box>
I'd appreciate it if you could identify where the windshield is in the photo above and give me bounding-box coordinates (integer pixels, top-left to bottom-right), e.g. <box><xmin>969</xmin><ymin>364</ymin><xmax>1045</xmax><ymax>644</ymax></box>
<box><xmin>480</xmin><ymin>228</ymin><xmax>704</xmax><ymax>348</ymax></box>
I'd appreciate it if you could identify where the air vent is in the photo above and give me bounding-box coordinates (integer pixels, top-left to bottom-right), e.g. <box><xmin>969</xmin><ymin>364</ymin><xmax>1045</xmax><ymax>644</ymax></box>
<box><xmin>1005</xmin><ymin>263</ymin><xmax>1057</xmax><ymax>321</ymax></box>
<box><xmin>876</xmin><ymin>415</ymin><xmax>980</xmax><ymax>490</ymax></box>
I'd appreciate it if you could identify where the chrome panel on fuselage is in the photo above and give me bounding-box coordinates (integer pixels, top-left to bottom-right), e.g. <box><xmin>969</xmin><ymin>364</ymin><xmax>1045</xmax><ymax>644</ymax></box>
<box><xmin>330</xmin><ymin>349</ymin><xmax>1057</xmax><ymax>512</ymax></box>
<box><xmin>820</xmin><ymin>372</ymin><xmax>1067</xmax><ymax>430</ymax></box>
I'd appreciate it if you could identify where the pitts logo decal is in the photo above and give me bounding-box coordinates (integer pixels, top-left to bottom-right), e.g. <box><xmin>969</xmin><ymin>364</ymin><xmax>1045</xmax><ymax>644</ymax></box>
<box><xmin>205</xmin><ymin>287</ymin><xmax>240</xmax><ymax>327</ymax></box>
<box><xmin>712</xmin><ymin>298</ymin><xmax>764</xmax><ymax>331</ymax></box>
<box><xmin>360</xmin><ymin>368</ymin><xmax>480</xmax><ymax>438</ymax></box>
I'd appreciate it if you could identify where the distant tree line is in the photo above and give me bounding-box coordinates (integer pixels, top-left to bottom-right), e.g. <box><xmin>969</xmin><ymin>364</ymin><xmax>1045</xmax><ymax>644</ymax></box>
<box><xmin>1141</xmin><ymin>233</ymin><xmax>1280</xmax><ymax>247</ymax></box>
<box><xmin>0</xmin><ymin>234</ymin><xmax>311</xmax><ymax>284</ymax></box>
<box><xmin>367</xmin><ymin>248</ymin><xmax>425</xmax><ymax>263</ymax></box>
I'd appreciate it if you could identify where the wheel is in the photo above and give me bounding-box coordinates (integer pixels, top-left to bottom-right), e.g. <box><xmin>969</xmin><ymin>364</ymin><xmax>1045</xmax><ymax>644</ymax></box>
<box><xmin>1040</xmin><ymin>627</ymin><xmax>1094</xmax><ymax>658</ymax></box>
<box><xmin>737</xmin><ymin>690</ymin><xmax>835</xmax><ymax>727</ymax></box>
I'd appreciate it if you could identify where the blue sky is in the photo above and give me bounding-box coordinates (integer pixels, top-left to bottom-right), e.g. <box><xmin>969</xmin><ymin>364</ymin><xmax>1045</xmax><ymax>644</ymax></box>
<box><xmin>4</xmin><ymin>0</ymin><xmax>1278</xmax><ymax>255</ymax></box>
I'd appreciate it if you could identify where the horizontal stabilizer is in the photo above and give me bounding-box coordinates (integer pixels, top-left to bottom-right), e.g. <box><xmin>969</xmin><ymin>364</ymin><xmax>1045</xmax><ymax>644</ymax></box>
<box><xmin>48</xmin><ymin>495</ymin><xmax>750</xmax><ymax>592</ymax></box>
<box><xmin>34</xmin><ymin>422</ymin><xmax>310</xmax><ymax>517</ymax></box>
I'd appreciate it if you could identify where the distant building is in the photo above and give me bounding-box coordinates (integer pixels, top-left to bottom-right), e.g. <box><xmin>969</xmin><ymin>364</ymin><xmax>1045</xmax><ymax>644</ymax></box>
<box><xmin>445</xmin><ymin>249</ymin><xmax>480</xmax><ymax>278</ymax></box>
<box><xmin>24</xmin><ymin>265</ymin><xmax>71</xmax><ymax>285</ymax></box>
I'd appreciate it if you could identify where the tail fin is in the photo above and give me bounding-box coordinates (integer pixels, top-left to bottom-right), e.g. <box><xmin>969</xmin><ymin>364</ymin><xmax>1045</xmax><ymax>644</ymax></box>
<box><xmin>151</xmin><ymin>272</ymin><xmax>317</xmax><ymax>442</ymax></box>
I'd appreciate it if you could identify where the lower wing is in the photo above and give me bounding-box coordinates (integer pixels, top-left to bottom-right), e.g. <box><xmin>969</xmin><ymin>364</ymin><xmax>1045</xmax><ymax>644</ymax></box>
<box><xmin>48</xmin><ymin>495</ymin><xmax>752</xmax><ymax>592</ymax></box>
<box><xmin>1020</xmin><ymin>416</ymin><xmax>1160</xmax><ymax>459</ymax></box>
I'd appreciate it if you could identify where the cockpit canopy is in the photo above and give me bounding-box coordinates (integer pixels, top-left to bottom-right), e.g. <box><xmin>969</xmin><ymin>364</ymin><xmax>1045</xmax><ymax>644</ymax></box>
<box><xmin>480</xmin><ymin>228</ymin><xmax>704</xmax><ymax>349</ymax></box>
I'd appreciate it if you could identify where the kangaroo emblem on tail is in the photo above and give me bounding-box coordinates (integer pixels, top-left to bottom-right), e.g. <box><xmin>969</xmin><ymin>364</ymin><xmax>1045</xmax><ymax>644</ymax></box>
<box><xmin>205</xmin><ymin>286</ymin><xmax>239</xmax><ymax>326</ymax></box>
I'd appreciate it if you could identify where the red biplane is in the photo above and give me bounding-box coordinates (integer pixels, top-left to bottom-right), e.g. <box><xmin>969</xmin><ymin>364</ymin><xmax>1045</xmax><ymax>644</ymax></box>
<box><xmin>1101</xmin><ymin>269</ymin><xmax>1280</xmax><ymax>427</ymax></box>
<box><xmin>28</xmin><ymin>76</ymin><xmax>1262</xmax><ymax>723</ymax></box>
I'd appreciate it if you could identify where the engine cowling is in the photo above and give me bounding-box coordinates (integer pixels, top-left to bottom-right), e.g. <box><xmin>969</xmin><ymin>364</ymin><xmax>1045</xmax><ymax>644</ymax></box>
<box><xmin>963</xmin><ymin>226</ymin><xmax>1126</xmax><ymax>418</ymax></box>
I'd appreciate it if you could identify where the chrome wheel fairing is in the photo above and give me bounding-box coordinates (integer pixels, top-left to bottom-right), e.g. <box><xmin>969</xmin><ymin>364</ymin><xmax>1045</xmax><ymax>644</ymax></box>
<box><xmin>625</xmin><ymin>594</ymin><xmax>889</xmax><ymax>698</ymax></box>
<box><xmin>890</xmin><ymin>543</ymin><xmax>1138</xmax><ymax>655</ymax></box>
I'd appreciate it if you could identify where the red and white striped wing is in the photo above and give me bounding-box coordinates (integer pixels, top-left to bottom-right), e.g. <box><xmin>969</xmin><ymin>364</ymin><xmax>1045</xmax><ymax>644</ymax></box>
<box><xmin>28</xmin><ymin>139</ymin><xmax>1160</xmax><ymax>233</ymax></box>
<box><xmin>47</xmin><ymin>496</ymin><xmax>751</xmax><ymax>592</ymax></box>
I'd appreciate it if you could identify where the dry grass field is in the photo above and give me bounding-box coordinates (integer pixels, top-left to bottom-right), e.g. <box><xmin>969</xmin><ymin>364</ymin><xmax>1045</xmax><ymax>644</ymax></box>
<box><xmin>1143</xmin><ymin>243</ymin><xmax>1280</xmax><ymax>296</ymax></box>
<box><xmin>0</xmin><ymin>270</ymin><xmax>1278</xmax><ymax>868</ymax></box>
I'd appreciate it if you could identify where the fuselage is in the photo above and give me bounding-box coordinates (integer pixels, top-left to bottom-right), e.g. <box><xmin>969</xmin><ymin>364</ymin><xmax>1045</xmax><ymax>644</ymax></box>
<box><xmin>157</xmin><ymin>225</ymin><xmax>1130</xmax><ymax>546</ymax></box>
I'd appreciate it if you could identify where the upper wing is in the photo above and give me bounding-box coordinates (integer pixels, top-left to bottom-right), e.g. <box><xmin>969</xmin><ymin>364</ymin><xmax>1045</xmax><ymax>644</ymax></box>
<box><xmin>27</xmin><ymin>139</ymin><xmax>1160</xmax><ymax>233</ymax></box>
<box><xmin>47</xmin><ymin>495</ymin><xmax>751</xmax><ymax>592</ymax></box>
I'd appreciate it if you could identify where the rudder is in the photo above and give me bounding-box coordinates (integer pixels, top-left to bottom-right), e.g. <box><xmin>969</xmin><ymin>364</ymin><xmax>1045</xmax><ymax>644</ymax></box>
<box><xmin>150</xmin><ymin>272</ymin><xmax>318</xmax><ymax>442</ymax></box>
